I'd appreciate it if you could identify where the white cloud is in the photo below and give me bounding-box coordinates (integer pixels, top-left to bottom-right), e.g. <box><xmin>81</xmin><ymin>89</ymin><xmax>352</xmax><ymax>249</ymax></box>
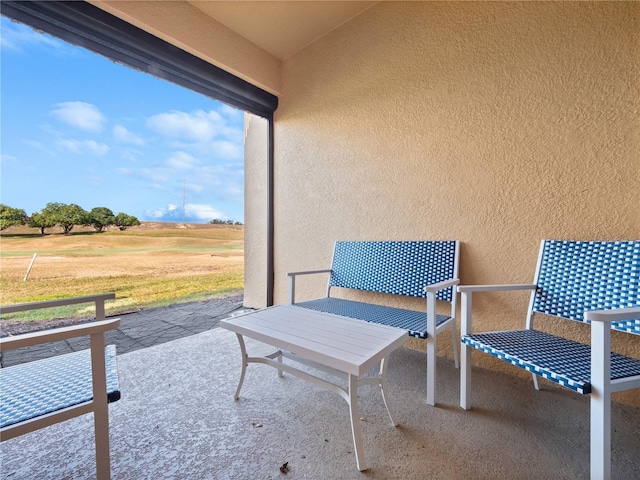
<box><xmin>147</xmin><ymin>208</ymin><xmax>168</xmax><ymax>219</ymax></box>
<box><xmin>58</xmin><ymin>139</ymin><xmax>109</xmax><ymax>155</ymax></box>
<box><xmin>146</xmin><ymin>110</ymin><xmax>222</xmax><ymax>142</ymax></box>
<box><xmin>210</xmin><ymin>140</ymin><xmax>243</xmax><ymax>160</ymax></box>
<box><xmin>186</xmin><ymin>182</ymin><xmax>203</xmax><ymax>193</ymax></box>
<box><xmin>121</xmin><ymin>148</ymin><xmax>144</xmax><ymax>162</ymax></box>
<box><xmin>164</xmin><ymin>152</ymin><xmax>200</xmax><ymax>170</ymax></box>
<box><xmin>145</xmin><ymin>203</ymin><xmax>224</xmax><ymax>222</ymax></box>
<box><xmin>0</xmin><ymin>154</ymin><xmax>17</xmax><ymax>163</ymax></box>
<box><xmin>51</xmin><ymin>102</ymin><xmax>106</xmax><ymax>132</ymax></box>
<box><xmin>146</xmin><ymin>108</ymin><xmax>242</xmax><ymax>143</ymax></box>
<box><xmin>113</xmin><ymin>125</ymin><xmax>146</xmax><ymax>145</ymax></box>
<box><xmin>219</xmin><ymin>103</ymin><xmax>242</xmax><ymax>119</ymax></box>
<box><xmin>22</xmin><ymin>140</ymin><xmax>58</xmax><ymax>157</ymax></box>
<box><xmin>1</xmin><ymin>18</ymin><xmax>67</xmax><ymax>52</ymax></box>
<box><xmin>167</xmin><ymin>139</ymin><xmax>243</xmax><ymax>161</ymax></box>
<box><xmin>186</xmin><ymin>203</ymin><xmax>224</xmax><ymax>220</ymax></box>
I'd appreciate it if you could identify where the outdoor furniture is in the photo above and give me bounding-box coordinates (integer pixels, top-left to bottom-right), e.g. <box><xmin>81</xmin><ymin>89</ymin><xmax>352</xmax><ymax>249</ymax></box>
<box><xmin>0</xmin><ymin>294</ymin><xmax>121</xmax><ymax>480</ymax></box>
<box><xmin>288</xmin><ymin>240</ymin><xmax>459</xmax><ymax>406</ymax></box>
<box><xmin>458</xmin><ymin>240</ymin><xmax>640</xmax><ymax>480</ymax></box>
<box><xmin>220</xmin><ymin>305</ymin><xmax>407</xmax><ymax>471</ymax></box>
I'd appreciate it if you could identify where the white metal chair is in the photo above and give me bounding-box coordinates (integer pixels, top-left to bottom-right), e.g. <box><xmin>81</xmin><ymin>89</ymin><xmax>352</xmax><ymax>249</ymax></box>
<box><xmin>458</xmin><ymin>240</ymin><xmax>640</xmax><ymax>480</ymax></box>
<box><xmin>0</xmin><ymin>294</ymin><xmax>121</xmax><ymax>480</ymax></box>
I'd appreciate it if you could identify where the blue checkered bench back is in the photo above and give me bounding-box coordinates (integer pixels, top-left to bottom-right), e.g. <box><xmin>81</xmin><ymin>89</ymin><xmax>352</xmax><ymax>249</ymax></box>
<box><xmin>533</xmin><ymin>240</ymin><xmax>640</xmax><ymax>333</ymax></box>
<box><xmin>329</xmin><ymin>241</ymin><xmax>457</xmax><ymax>302</ymax></box>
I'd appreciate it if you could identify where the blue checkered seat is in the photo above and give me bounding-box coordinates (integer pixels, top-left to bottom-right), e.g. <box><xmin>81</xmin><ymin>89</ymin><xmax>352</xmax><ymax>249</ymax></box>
<box><xmin>0</xmin><ymin>345</ymin><xmax>120</xmax><ymax>428</ymax></box>
<box><xmin>288</xmin><ymin>240</ymin><xmax>459</xmax><ymax>406</ymax></box>
<box><xmin>458</xmin><ymin>240</ymin><xmax>640</xmax><ymax>480</ymax></box>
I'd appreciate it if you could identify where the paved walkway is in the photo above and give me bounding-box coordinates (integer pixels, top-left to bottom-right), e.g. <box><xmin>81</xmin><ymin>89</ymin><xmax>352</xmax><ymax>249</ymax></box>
<box><xmin>1</xmin><ymin>294</ymin><xmax>251</xmax><ymax>368</ymax></box>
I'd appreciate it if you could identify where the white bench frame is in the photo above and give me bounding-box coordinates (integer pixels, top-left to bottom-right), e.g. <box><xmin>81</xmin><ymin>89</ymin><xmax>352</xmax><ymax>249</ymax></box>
<box><xmin>288</xmin><ymin>240</ymin><xmax>460</xmax><ymax>406</ymax></box>
<box><xmin>0</xmin><ymin>293</ymin><xmax>119</xmax><ymax>480</ymax></box>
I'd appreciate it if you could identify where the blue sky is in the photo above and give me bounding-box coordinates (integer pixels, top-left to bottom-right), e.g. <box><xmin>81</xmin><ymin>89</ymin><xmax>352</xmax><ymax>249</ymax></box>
<box><xmin>0</xmin><ymin>16</ymin><xmax>246</xmax><ymax>224</ymax></box>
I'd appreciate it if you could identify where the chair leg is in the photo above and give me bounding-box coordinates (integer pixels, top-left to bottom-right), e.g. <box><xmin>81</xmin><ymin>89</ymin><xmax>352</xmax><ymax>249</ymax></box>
<box><xmin>89</xmin><ymin>333</ymin><xmax>111</xmax><ymax>480</ymax></box>
<box><xmin>590</xmin><ymin>320</ymin><xmax>612</xmax><ymax>480</ymax></box>
<box><xmin>531</xmin><ymin>373</ymin><xmax>540</xmax><ymax>391</ymax></box>
<box><xmin>94</xmin><ymin>406</ymin><xmax>112</xmax><ymax>480</ymax></box>
<box><xmin>451</xmin><ymin>323</ymin><xmax>460</xmax><ymax>369</ymax></box>
<box><xmin>460</xmin><ymin>343</ymin><xmax>472</xmax><ymax>410</ymax></box>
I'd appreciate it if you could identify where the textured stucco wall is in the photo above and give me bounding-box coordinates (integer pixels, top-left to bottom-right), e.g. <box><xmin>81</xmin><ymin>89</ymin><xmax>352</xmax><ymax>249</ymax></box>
<box><xmin>271</xmin><ymin>2</ymin><xmax>639</xmax><ymax>403</ymax></box>
<box><xmin>243</xmin><ymin>113</ymin><xmax>269</xmax><ymax>308</ymax></box>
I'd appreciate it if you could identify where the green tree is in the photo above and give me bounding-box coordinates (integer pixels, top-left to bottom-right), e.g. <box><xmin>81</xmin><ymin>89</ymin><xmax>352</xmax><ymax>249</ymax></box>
<box><xmin>88</xmin><ymin>207</ymin><xmax>116</xmax><ymax>232</ymax></box>
<box><xmin>114</xmin><ymin>212</ymin><xmax>140</xmax><ymax>231</ymax></box>
<box><xmin>42</xmin><ymin>202</ymin><xmax>89</xmax><ymax>234</ymax></box>
<box><xmin>0</xmin><ymin>204</ymin><xmax>27</xmax><ymax>230</ymax></box>
<box><xmin>28</xmin><ymin>211</ymin><xmax>57</xmax><ymax>235</ymax></box>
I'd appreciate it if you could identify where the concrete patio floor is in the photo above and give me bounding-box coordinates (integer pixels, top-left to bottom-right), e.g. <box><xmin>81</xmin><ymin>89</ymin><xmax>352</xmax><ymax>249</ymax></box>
<box><xmin>1</xmin><ymin>324</ymin><xmax>639</xmax><ymax>479</ymax></box>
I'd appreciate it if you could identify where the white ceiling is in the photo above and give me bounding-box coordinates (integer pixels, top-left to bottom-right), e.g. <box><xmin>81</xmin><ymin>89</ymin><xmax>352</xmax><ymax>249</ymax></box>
<box><xmin>189</xmin><ymin>1</ymin><xmax>377</xmax><ymax>60</ymax></box>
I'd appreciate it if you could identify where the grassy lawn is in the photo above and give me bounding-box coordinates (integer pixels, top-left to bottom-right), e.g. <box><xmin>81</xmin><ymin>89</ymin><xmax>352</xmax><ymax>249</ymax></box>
<box><xmin>0</xmin><ymin>222</ymin><xmax>244</xmax><ymax>322</ymax></box>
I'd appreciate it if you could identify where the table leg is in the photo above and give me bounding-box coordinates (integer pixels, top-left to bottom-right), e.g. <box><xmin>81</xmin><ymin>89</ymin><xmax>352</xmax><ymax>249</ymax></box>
<box><xmin>233</xmin><ymin>333</ymin><xmax>248</xmax><ymax>400</ymax></box>
<box><xmin>277</xmin><ymin>354</ymin><xmax>284</xmax><ymax>378</ymax></box>
<box><xmin>379</xmin><ymin>357</ymin><xmax>398</xmax><ymax>426</ymax></box>
<box><xmin>348</xmin><ymin>373</ymin><xmax>367</xmax><ymax>471</ymax></box>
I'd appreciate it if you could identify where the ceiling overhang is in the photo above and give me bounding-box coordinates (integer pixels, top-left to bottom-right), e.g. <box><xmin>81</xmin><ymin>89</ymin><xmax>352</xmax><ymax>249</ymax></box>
<box><xmin>189</xmin><ymin>1</ymin><xmax>377</xmax><ymax>60</ymax></box>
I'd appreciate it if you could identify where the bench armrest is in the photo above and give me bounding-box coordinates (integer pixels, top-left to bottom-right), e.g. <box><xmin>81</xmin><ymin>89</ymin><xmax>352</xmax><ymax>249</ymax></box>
<box><xmin>457</xmin><ymin>284</ymin><xmax>536</xmax><ymax>293</ymax></box>
<box><xmin>585</xmin><ymin>307</ymin><xmax>640</xmax><ymax>323</ymax></box>
<box><xmin>288</xmin><ymin>269</ymin><xmax>333</xmax><ymax>304</ymax></box>
<box><xmin>0</xmin><ymin>318</ymin><xmax>121</xmax><ymax>352</ymax></box>
<box><xmin>424</xmin><ymin>278</ymin><xmax>459</xmax><ymax>293</ymax></box>
<box><xmin>287</xmin><ymin>269</ymin><xmax>332</xmax><ymax>278</ymax></box>
<box><xmin>457</xmin><ymin>284</ymin><xmax>536</xmax><ymax>336</ymax></box>
<box><xmin>0</xmin><ymin>293</ymin><xmax>115</xmax><ymax>320</ymax></box>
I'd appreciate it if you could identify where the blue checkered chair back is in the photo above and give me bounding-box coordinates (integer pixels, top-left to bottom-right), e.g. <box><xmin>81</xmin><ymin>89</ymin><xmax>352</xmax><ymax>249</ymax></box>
<box><xmin>329</xmin><ymin>241</ymin><xmax>458</xmax><ymax>302</ymax></box>
<box><xmin>532</xmin><ymin>240</ymin><xmax>640</xmax><ymax>332</ymax></box>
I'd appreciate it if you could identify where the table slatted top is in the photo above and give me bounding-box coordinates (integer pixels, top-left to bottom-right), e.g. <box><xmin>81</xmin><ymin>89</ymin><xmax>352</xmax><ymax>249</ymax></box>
<box><xmin>220</xmin><ymin>305</ymin><xmax>407</xmax><ymax>376</ymax></box>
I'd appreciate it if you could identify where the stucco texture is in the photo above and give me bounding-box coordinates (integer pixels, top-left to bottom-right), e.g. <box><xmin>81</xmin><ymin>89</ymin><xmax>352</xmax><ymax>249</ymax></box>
<box><xmin>243</xmin><ymin>113</ymin><xmax>269</xmax><ymax>308</ymax></box>
<box><xmin>270</xmin><ymin>2</ymin><xmax>639</xmax><ymax>403</ymax></box>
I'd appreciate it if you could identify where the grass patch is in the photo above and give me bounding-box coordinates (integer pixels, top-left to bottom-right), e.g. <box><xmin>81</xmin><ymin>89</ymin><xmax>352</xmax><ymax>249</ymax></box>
<box><xmin>1</xmin><ymin>245</ymin><xmax>242</xmax><ymax>257</ymax></box>
<box><xmin>1</xmin><ymin>272</ymin><xmax>244</xmax><ymax>322</ymax></box>
<box><xmin>0</xmin><ymin>223</ymin><xmax>245</xmax><ymax>323</ymax></box>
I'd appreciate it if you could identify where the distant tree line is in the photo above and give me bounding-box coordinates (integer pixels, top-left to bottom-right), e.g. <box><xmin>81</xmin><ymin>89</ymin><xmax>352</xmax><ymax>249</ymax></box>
<box><xmin>209</xmin><ymin>218</ymin><xmax>243</xmax><ymax>225</ymax></box>
<box><xmin>0</xmin><ymin>202</ymin><xmax>140</xmax><ymax>234</ymax></box>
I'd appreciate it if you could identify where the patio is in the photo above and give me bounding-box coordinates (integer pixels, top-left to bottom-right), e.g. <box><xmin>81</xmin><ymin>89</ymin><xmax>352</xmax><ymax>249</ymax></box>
<box><xmin>2</xmin><ymin>326</ymin><xmax>639</xmax><ymax>479</ymax></box>
<box><xmin>1</xmin><ymin>2</ymin><xmax>638</xmax><ymax>478</ymax></box>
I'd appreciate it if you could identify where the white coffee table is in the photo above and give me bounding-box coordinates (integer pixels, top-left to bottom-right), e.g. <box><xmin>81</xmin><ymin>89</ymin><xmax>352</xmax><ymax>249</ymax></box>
<box><xmin>220</xmin><ymin>304</ymin><xmax>407</xmax><ymax>471</ymax></box>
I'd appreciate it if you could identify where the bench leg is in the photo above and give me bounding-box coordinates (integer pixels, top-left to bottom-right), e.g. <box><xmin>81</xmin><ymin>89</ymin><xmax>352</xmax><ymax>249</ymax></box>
<box><xmin>348</xmin><ymin>373</ymin><xmax>367</xmax><ymax>471</ymax></box>
<box><xmin>451</xmin><ymin>323</ymin><xmax>460</xmax><ymax>369</ymax></box>
<box><xmin>426</xmin><ymin>292</ymin><xmax>437</xmax><ymax>406</ymax></box>
<box><xmin>460</xmin><ymin>292</ymin><xmax>472</xmax><ymax>410</ymax></box>
<box><xmin>531</xmin><ymin>373</ymin><xmax>540</xmax><ymax>391</ymax></box>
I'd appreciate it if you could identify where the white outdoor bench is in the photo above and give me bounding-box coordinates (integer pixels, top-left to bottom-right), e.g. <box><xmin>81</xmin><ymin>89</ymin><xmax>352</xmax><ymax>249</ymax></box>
<box><xmin>0</xmin><ymin>293</ymin><xmax>121</xmax><ymax>480</ymax></box>
<box><xmin>288</xmin><ymin>240</ymin><xmax>460</xmax><ymax>406</ymax></box>
<box><xmin>458</xmin><ymin>240</ymin><xmax>640</xmax><ymax>480</ymax></box>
